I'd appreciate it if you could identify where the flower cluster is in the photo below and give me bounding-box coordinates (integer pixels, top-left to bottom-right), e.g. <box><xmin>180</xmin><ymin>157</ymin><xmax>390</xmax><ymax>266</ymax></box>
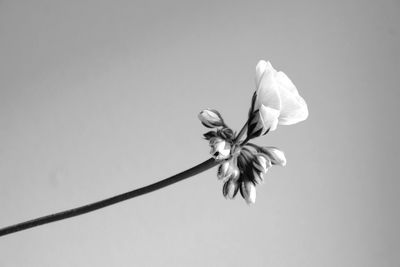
<box><xmin>198</xmin><ymin>60</ymin><xmax>308</xmax><ymax>204</ymax></box>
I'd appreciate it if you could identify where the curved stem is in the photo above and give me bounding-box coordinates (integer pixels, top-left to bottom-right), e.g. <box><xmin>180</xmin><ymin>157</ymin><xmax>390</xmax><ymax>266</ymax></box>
<box><xmin>0</xmin><ymin>158</ymin><xmax>217</xmax><ymax>237</ymax></box>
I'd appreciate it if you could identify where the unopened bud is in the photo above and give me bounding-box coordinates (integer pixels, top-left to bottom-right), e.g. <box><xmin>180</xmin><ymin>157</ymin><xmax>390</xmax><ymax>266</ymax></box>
<box><xmin>217</xmin><ymin>161</ymin><xmax>232</xmax><ymax>181</ymax></box>
<box><xmin>260</xmin><ymin>147</ymin><xmax>286</xmax><ymax>166</ymax></box>
<box><xmin>241</xmin><ymin>180</ymin><xmax>257</xmax><ymax>204</ymax></box>
<box><xmin>198</xmin><ymin>109</ymin><xmax>224</xmax><ymax>128</ymax></box>
<box><xmin>230</xmin><ymin>168</ymin><xmax>240</xmax><ymax>181</ymax></box>
<box><xmin>253</xmin><ymin>154</ymin><xmax>271</xmax><ymax>174</ymax></box>
<box><xmin>223</xmin><ymin>180</ymin><xmax>239</xmax><ymax>199</ymax></box>
<box><xmin>252</xmin><ymin>170</ymin><xmax>264</xmax><ymax>184</ymax></box>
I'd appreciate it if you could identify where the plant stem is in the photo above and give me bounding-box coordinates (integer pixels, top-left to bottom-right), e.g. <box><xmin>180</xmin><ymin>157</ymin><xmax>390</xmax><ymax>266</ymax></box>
<box><xmin>234</xmin><ymin>120</ymin><xmax>249</xmax><ymax>143</ymax></box>
<box><xmin>241</xmin><ymin>136</ymin><xmax>252</xmax><ymax>146</ymax></box>
<box><xmin>0</xmin><ymin>158</ymin><xmax>217</xmax><ymax>237</ymax></box>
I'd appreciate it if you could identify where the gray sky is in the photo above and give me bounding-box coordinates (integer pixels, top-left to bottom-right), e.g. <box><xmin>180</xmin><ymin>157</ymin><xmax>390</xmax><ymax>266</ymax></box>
<box><xmin>0</xmin><ymin>0</ymin><xmax>399</xmax><ymax>266</ymax></box>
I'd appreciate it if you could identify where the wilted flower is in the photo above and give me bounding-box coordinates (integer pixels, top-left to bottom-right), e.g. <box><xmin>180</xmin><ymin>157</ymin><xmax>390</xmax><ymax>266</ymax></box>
<box><xmin>198</xmin><ymin>109</ymin><xmax>225</xmax><ymax>128</ymax></box>
<box><xmin>198</xmin><ymin>60</ymin><xmax>308</xmax><ymax>204</ymax></box>
<box><xmin>248</xmin><ymin>60</ymin><xmax>308</xmax><ymax>138</ymax></box>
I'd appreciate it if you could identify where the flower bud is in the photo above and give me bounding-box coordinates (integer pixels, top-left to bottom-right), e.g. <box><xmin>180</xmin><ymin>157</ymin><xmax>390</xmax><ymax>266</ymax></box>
<box><xmin>223</xmin><ymin>179</ymin><xmax>239</xmax><ymax>199</ymax></box>
<box><xmin>252</xmin><ymin>170</ymin><xmax>264</xmax><ymax>184</ymax></box>
<box><xmin>217</xmin><ymin>161</ymin><xmax>232</xmax><ymax>181</ymax></box>
<box><xmin>209</xmin><ymin>137</ymin><xmax>231</xmax><ymax>160</ymax></box>
<box><xmin>253</xmin><ymin>154</ymin><xmax>271</xmax><ymax>174</ymax></box>
<box><xmin>230</xmin><ymin>168</ymin><xmax>240</xmax><ymax>181</ymax></box>
<box><xmin>198</xmin><ymin>109</ymin><xmax>224</xmax><ymax>128</ymax></box>
<box><xmin>241</xmin><ymin>180</ymin><xmax>256</xmax><ymax>204</ymax></box>
<box><xmin>260</xmin><ymin>147</ymin><xmax>286</xmax><ymax>166</ymax></box>
<box><xmin>218</xmin><ymin>128</ymin><xmax>234</xmax><ymax>140</ymax></box>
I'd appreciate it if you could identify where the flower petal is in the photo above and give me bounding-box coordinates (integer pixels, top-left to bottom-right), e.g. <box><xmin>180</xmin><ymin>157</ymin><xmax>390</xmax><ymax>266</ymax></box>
<box><xmin>254</xmin><ymin>63</ymin><xmax>281</xmax><ymax>112</ymax></box>
<box><xmin>275</xmin><ymin>71</ymin><xmax>308</xmax><ymax>125</ymax></box>
<box><xmin>259</xmin><ymin>105</ymin><xmax>280</xmax><ymax>132</ymax></box>
<box><xmin>255</xmin><ymin>60</ymin><xmax>272</xmax><ymax>87</ymax></box>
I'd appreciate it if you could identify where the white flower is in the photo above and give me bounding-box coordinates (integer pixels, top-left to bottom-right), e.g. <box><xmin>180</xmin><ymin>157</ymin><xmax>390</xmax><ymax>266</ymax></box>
<box><xmin>198</xmin><ymin>109</ymin><xmax>224</xmax><ymax>128</ymax></box>
<box><xmin>253</xmin><ymin>60</ymin><xmax>308</xmax><ymax>132</ymax></box>
<box><xmin>209</xmin><ymin>137</ymin><xmax>231</xmax><ymax>160</ymax></box>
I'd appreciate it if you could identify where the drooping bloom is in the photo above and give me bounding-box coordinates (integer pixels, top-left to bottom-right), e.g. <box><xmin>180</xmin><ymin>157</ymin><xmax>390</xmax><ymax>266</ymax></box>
<box><xmin>248</xmin><ymin>60</ymin><xmax>309</xmax><ymax>138</ymax></box>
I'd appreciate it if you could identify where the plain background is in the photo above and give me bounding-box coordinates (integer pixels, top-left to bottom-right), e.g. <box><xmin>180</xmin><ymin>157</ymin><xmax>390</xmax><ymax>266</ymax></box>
<box><xmin>0</xmin><ymin>0</ymin><xmax>399</xmax><ymax>266</ymax></box>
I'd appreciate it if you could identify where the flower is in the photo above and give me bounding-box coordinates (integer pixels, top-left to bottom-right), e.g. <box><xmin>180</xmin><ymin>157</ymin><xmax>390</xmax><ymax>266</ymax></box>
<box><xmin>209</xmin><ymin>137</ymin><xmax>231</xmax><ymax>160</ymax></box>
<box><xmin>198</xmin><ymin>109</ymin><xmax>224</xmax><ymax>128</ymax></box>
<box><xmin>248</xmin><ymin>60</ymin><xmax>308</xmax><ymax>137</ymax></box>
<box><xmin>198</xmin><ymin>60</ymin><xmax>308</xmax><ymax>204</ymax></box>
<box><xmin>199</xmin><ymin>109</ymin><xmax>286</xmax><ymax>204</ymax></box>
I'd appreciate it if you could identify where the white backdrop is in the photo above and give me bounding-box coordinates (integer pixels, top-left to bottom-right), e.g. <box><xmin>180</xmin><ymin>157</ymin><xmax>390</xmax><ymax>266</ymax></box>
<box><xmin>0</xmin><ymin>1</ymin><xmax>399</xmax><ymax>266</ymax></box>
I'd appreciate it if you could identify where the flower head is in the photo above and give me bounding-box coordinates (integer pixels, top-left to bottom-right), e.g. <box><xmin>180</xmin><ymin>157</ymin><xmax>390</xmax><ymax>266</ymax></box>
<box><xmin>198</xmin><ymin>109</ymin><xmax>225</xmax><ymax>128</ymax></box>
<box><xmin>198</xmin><ymin>60</ymin><xmax>308</xmax><ymax>204</ymax></box>
<box><xmin>248</xmin><ymin>60</ymin><xmax>308</xmax><ymax>138</ymax></box>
